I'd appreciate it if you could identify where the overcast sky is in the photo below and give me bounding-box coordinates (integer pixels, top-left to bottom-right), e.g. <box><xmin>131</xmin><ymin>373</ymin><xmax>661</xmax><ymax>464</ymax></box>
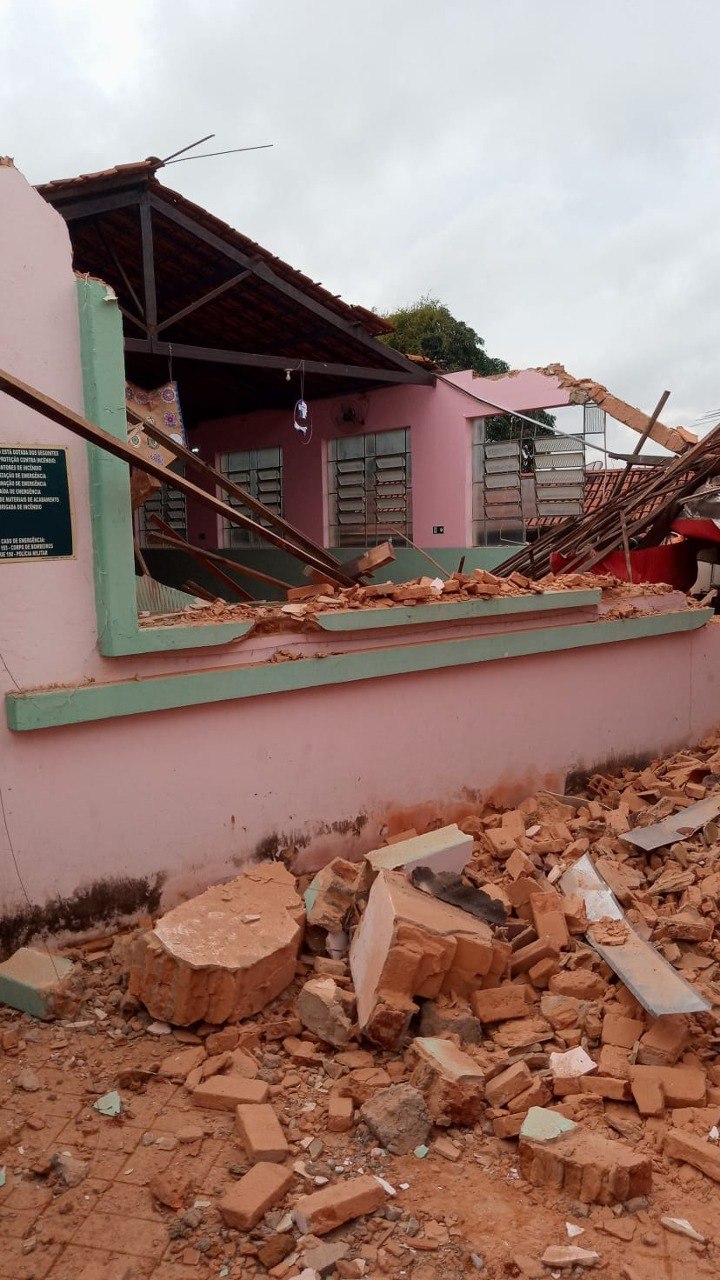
<box><xmin>3</xmin><ymin>0</ymin><xmax>719</xmax><ymax>457</ymax></box>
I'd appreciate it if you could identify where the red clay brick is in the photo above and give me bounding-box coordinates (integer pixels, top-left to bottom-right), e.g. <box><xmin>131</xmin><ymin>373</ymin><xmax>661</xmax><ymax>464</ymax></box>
<box><xmin>601</xmin><ymin>1012</ymin><xmax>644</xmax><ymax>1050</ymax></box>
<box><xmin>580</xmin><ymin>1075</ymin><xmax>631</xmax><ymax>1102</ymax></box>
<box><xmin>410</xmin><ymin>1036</ymin><xmax>485</xmax><ymax>1126</ymax></box>
<box><xmin>493</xmin><ymin>1111</ymin><xmax>526</xmax><ymax>1138</ymax></box>
<box><xmin>548</xmin><ymin>970</ymin><xmax>607</xmax><ymax>1001</ymax></box>
<box><xmin>511</xmin><ymin>938</ymin><xmax>560</xmax><ymax>976</ymax></box>
<box><xmin>471</xmin><ymin>984</ymin><xmax>530</xmax><ymax>1023</ymax></box>
<box><xmin>292</xmin><ymin>1175</ymin><xmax>387</xmax><ymax>1235</ymax></box>
<box><xmin>637</xmin><ymin>1016</ymin><xmax>689</xmax><ymax>1067</ymax></box>
<box><xmin>327</xmin><ymin>1091</ymin><xmax>354</xmax><ymax>1133</ymax></box>
<box><xmin>531</xmin><ymin>891</ymin><xmax>570</xmax><ymax>951</ymax></box>
<box><xmin>219</xmin><ymin>1162</ymin><xmax>294</xmax><ymax>1229</ymax></box>
<box><xmin>519</xmin><ymin>1129</ymin><xmax>652</xmax><ymax>1204</ymax></box>
<box><xmin>665</xmin><ymin>1128</ymin><xmax>720</xmax><ymax>1182</ymax></box>
<box><xmin>235</xmin><ymin>1103</ymin><xmax>289</xmax><ymax>1163</ymax></box>
<box><xmin>629</xmin><ymin>1065</ymin><xmax>706</xmax><ymax>1109</ymax></box>
<box><xmin>485</xmin><ymin>1061</ymin><xmax>532</xmax><ymax>1108</ymax></box>
<box><xmin>192</xmin><ymin>1074</ymin><xmax>269</xmax><ymax>1111</ymax></box>
<box><xmin>596</xmin><ymin>1044</ymin><xmax>632</xmax><ymax>1079</ymax></box>
<box><xmin>529</xmin><ymin>956</ymin><xmax>559</xmax><ymax>989</ymax></box>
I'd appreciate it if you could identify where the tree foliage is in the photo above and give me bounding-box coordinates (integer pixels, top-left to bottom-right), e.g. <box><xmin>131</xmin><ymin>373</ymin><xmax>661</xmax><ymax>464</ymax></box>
<box><xmin>382</xmin><ymin>294</ymin><xmax>510</xmax><ymax>377</ymax></box>
<box><xmin>381</xmin><ymin>295</ymin><xmax>555</xmax><ymax>449</ymax></box>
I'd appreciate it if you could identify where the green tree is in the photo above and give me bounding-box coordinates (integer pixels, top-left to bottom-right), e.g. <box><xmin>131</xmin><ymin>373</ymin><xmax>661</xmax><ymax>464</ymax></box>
<box><xmin>382</xmin><ymin>294</ymin><xmax>509</xmax><ymax>376</ymax></box>
<box><xmin>381</xmin><ymin>295</ymin><xmax>555</xmax><ymax>457</ymax></box>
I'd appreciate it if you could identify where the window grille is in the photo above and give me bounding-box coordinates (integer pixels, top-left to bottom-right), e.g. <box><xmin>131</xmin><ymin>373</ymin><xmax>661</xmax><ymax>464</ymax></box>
<box><xmin>218</xmin><ymin>448</ymin><xmax>283</xmax><ymax>548</ymax></box>
<box><xmin>327</xmin><ymin>428</ymin><xmax>411</xmax><ymax>547</ymax></box>
<box><xmin>137</xmin><ymin>461</ymin><xmax>187</xmax><ymax>546</ymax></box>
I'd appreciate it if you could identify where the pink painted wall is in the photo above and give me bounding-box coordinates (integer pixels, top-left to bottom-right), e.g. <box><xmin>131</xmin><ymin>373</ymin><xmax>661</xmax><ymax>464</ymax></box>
<box><xmin>189</xmin><ymin>370</ymin><xmax>575</xmax><ymax>551</ymax></box>
<box><xmin>3</xmin><ymin>162</ymin><xmax>720</xmax><ymax>950</ymax></box>
<box><xmin>4</xmin><ymin>623</ymin><xmax>720</xmax><ymax>924</ymax></box>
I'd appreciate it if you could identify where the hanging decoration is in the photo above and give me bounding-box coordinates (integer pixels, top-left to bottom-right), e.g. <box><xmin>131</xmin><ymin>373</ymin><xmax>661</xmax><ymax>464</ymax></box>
<box><xmin>291</xmin><ymin>361</ymin><xmax>313</xmax><ymax>444</ymax></box>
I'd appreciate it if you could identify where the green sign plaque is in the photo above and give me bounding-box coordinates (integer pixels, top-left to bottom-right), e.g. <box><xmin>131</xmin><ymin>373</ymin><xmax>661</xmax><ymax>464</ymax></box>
<box><xmin>0</xmin><ymin>446</ymin><xmax>74</xmax><ymax>560</ymax></box>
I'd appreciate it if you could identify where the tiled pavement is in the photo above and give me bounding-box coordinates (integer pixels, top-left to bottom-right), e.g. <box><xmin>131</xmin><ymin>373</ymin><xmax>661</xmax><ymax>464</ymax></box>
<box><xmin>0</xmin><ymin>1038</ymin><xmax>262</xmax><ymax>1279</ymax></box>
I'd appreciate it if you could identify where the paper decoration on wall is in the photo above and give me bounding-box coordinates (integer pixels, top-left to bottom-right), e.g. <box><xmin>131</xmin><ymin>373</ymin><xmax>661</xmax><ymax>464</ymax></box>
<box><xmin>126</xmin><ymin>381</ymin><xmax>187</xmax><ymax>509</ymax></box>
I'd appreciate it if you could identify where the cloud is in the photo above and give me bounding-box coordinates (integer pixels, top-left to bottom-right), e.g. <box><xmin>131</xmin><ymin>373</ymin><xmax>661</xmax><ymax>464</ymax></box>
<box><xmin>3</xmin><ymin>0</ymin><xmax>719</xmax><ymax>432</ymax></box>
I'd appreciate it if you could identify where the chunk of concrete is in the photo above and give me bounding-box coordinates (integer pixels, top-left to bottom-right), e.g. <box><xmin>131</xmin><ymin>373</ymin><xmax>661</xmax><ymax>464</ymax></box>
<box><xmin>349</xmin><ymin>870</ymin><xmax>493</xmax><ymax>1050</ymax></box>
<box><xmin>0</xmin><ymin>947</ymin><xmax>76</xmax><ymax>1020</ymax></box>
<box><xmin>363</xmin><ymin>824</ymin><xmax>472</xmax><ymax>886</ymax></box>
<box><xmin>128</xmin><ymin>864</ymin><xmax>304</xmax><ymax>1026</ymax></box>
<box><xmin>298</xmin><ymin>976</ymin><xmax>353</xmax><ymax>1047</ymax></box>
<box><xmin>360</xmin><ymin>1083</ymin><xmax>432</xmax><ymax>1154</ymax></box>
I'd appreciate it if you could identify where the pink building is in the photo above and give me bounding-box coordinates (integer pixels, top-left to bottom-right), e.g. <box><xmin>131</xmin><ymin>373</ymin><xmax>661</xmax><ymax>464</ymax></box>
<box><xmin>39</xmin><ymin>160</ymin><xmax>584</xmax><ymax>596</ymax></box>
<box><xmin>1</xmin><ymin>156</ymin><xmax>718</xmax><ymax>955</ymax></box>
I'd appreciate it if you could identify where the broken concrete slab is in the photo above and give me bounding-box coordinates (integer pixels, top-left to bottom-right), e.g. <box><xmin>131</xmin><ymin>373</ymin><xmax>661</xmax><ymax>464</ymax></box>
<box><xmin>410</xmin><ymin>1036</ymin><xmax>485</xmax><ymax>1125</ymax></box>
<box><xmin>297</xmin><ymin>976</ymin><xmax>353</xmax><ymax>1047</ymax></box>
<box><xmin>0</xmin><ymin>947</ymin><xmax>76</xmax><ymax>1020</ymax></box>
<box><xmin>349</xmin><ymin>869</ymin><xmax>494</xmax><ymax>1049</ymax></box>
<box><xmin>128</xmin><ymin>863</ymin><xmax>304</xmax><ymax>1025</ymax></box>
<box><xmin>540</xmin><ymin>1245</ymin><xmax>600</xmax><ymax>1269</ymax></box>
<box><xmin>362</xmin><ymin>824</ymin><xmax>472</xmax><ymax>885</ymax></box>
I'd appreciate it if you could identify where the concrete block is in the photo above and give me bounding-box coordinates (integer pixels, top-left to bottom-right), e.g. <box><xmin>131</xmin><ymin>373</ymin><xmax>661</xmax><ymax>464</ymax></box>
<box><xmin>519</xmin><ymin>1106</ymin><xmax>576</xmax><ymax>1142</ymax></box>
<box><xmin>128</xmin><ymin>863</ymin><xmax>304</xmax><ymax>1026</ymax></box>
<box><xmin>0</xmin><ymin>947</ymin><xmax>75</xmax><ymax>1020</ymax></box>
<box><xmin>363</xmin><ymin>824</ymin><xmax>472</xmax><ymax>884</ymax></box>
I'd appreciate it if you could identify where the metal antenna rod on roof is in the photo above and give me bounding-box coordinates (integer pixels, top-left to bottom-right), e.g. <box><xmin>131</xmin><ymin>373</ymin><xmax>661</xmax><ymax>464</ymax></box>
<box><xmin>164</xmin><ymin>144</ymin><xmax>274</xmax><ymax>165</ymax></box>
<box><xmin>161</xmin><ymin>134</ymin><xmax>216</xmax><ymax>164</ymax></box>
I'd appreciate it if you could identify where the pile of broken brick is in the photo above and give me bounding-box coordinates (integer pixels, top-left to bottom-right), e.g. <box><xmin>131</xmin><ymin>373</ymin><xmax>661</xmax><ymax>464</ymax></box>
<box><xmin>5</xmin><ymin>740</ymin><xmax>720</xmax><ymax>1275</ymax></box>
<box><xmin>144</xmin><ymin>568</ymin><xmax>676</xmax><ymax>629</ymax></box>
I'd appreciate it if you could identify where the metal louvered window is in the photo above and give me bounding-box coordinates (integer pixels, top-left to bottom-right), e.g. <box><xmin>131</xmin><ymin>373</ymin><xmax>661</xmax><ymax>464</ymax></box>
<box><xmin>219</xmin><ymin>448</ymin><xmax>283</xmax><ymax>548</ymax></box>
<box><xmin>327</xmin><ymin>429</ymin><xmax>412</xmax><ymax>547</ymax></box>
<box><xmin>137</xmin><ymin>461</ymin><xmax>187</xmax><ymax>546</ymax></box>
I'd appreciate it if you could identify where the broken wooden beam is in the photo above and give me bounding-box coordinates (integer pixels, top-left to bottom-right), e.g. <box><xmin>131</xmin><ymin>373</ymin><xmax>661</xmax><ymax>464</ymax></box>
<box><xmin>148</xmin><ymin>515</ymin><xmax>254</xmax><ymax>602</ymax></box>
<box><xmin>126</xmin><ymin>407</ymin><xmax>345</xmax><ymax>577</ymax></box>
<box><xmin>0</xmin><ymin>367</ymin><xmax>356</xmax><ymax>587</ymax></box>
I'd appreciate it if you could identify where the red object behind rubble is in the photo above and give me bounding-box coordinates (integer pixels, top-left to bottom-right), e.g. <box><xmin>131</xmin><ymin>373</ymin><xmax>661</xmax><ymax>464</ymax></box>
<box><xmin>672</xmin><ymin>518</ymin><xmax>720</xmax><ymax>546</ymax></box>
<box><xmin>551</xmin><ymin>539</ymin><xmax>697</xmax><ymax>589</ymax></box>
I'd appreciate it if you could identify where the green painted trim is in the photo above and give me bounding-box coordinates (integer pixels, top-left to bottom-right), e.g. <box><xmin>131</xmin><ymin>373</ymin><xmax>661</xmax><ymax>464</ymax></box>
<box><xmin>77</xmin><ymin>277</ymin><xmax>256</xmax><ymax>657</ymax></box>
<box><xmin>7</xmin><ymin>609</ymin><xmax>711</xmax><ymax>732</ymax></box>
<box><xmin>316</xmin><ymin>589</ymin><xmax>601</xmax><ymax>631</ymax></box>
